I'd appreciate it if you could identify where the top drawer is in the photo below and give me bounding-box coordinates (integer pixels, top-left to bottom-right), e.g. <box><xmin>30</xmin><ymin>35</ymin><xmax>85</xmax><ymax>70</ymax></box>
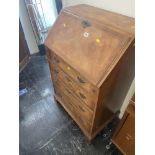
<box><xmin>51</xmin><ymin>53</ymin><xmax>99</xmax><ymax>95</ymax></box>
<box><xmin>50</xmin><ymin>65</ymin><xmax>97</xmax><ymax>111</ymax></box>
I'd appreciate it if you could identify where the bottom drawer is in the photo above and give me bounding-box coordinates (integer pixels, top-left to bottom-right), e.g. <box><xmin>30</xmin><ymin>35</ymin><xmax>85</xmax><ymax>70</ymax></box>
<box><xmin>54</xmin><ymin>83</ymin><xmax>92</xmax><ymax>134</ymax></box>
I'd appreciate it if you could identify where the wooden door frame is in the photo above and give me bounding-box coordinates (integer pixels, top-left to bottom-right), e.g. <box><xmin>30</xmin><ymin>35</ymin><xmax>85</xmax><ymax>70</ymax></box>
<box><xmin>19</xmin><ymin>19</ymin><xmax>30</xmax><ymax>73</ymax></box>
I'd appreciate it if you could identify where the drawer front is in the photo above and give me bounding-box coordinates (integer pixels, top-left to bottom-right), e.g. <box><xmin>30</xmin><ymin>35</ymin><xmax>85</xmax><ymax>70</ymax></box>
<box><xmin>52</xmin><ymin>54</ymin><xmax>98</xmax><ymax>95</ymax></box>
<box><xmin>51</xmin><ymin>65</ymin><xmax>97</xmax><ymax>111</ymax></box>
<box><xmin>53</xmin><ymin>79</ymin><xmax>93</xmax><ymax>124</ymax></box>
<box><xmin>120</xmin><ymin>114</ymin><xmax>135</xmax><ymax>138</ymax></box>
<box><xmin>54</xmin><ymin>82</ymin><xmax>92</xmax><ymax>133</ymax></box>
<box><xmin>115</xmin><ymin>131</ymin><xmax>134</xmax><ymax>155</ymax></box>
<box><xmin>114</xmin><ymin>115</ymin><xmax>135</xmax><ymax>155</ymax></box>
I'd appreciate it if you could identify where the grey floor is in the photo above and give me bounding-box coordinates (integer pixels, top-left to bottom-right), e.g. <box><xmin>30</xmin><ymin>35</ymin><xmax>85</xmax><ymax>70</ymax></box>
<box><xmin>19</xmin><ymin>54</ymin><xmax>122</xmax><ymax>155</ymax></box>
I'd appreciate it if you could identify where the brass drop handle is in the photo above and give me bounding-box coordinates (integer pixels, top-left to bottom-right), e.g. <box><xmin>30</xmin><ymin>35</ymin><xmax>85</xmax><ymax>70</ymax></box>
<box><xmin>79</xmin><ymin>92</ymin><xmax>86</xmax><ymax>99</ymax></box>
<box><xmin>125</xmin><ymin>134</ymin><xmax>132</xmax><ymax>141</ymax></box>
<box><xmin>81</xmin><ymin>20</ymin><xmax>91</xmax><ymax>28</ymax></box>
<box><xmin>77</xmin><ymin>76</ymin><xmax>85</xmax><ymax>83</ymax></box>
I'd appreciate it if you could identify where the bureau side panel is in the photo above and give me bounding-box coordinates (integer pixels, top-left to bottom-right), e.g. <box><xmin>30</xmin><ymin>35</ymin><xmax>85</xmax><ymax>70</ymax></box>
<box><xmin>92</xmin><ymin>43</ymin><xmax>135</xmax><ymax>136</ymax></box>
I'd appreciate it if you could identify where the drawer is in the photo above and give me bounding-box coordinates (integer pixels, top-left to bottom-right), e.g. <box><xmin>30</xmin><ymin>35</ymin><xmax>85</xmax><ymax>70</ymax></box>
<box><xmin>113</xmin><ymin>115</ymin><xmax>135</xmax><ymax>155</ymax></box>
<box><xmin>52</xmin><ymin>54</ymin><xmax>98</xmax><ymax>95</ymax></box>
<box><xmin>53</xmin><ymin>79</ymin><xmax>93</xmax><ymax>124</ymax></box>
<box><xmin>54</xmin><ymin>83</ymin><xmax>92</xmax><ymax>133</ymax></box>
<box><xmin>51</xmin><ymin>65</ymin><xmax>97</xmax><ymax>111</ymax></box>
<box><xmin>121</xmin><ymin>114</ymin><xmax>135</xmax><ymax>139</ymax></box>
<box><xmin>114</xmin><ymin>130</ymin><xmax>134</xmax><ymax>155</ymax></box>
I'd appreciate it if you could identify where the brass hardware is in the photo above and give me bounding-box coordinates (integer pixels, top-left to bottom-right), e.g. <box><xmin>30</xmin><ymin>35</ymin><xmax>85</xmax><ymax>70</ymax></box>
<box><xmin>79</xmin><ymin>92</ymin><xmax>86</xmax><ymax>99</ymax></box>
<box><xmin>125</xmin><ymin>134</ymin><xmax>132</xmax><ymax>141</ymax></box>
<box><xmin>77</xmin><ymin>76</ymin><xmax>85</xmax><ymax>83</ymax></box>
<box><xmin>126</xmin><ymin>136</ymin><xmax>130</xmax><ymax>141</ymax></box>
<box><xmin>81</xmin><ymin>20</ymin><xmax>91</xmax><ymax>28</ymax></box>
<box><xmin>67</xmin><ymin>66</ymin><xmax>71</xmax><ymax>70</ymax></box>
<box><xmin>96</xmin><ymin>38</ymin><xmax>101</xmax><ymax>43</ymax></box>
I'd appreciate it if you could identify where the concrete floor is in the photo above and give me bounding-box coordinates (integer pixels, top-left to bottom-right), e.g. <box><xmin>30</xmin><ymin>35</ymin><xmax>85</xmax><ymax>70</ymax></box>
<box><xmin>19</xmin><ymin>54</ymin><xmax>122</xmax><ymax>155</ymax></box>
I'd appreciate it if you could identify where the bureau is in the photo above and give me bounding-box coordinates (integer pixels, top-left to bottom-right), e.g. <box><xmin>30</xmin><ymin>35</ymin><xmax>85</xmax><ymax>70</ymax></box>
<box><xmin>45</xmin><ymin>4</ymin><xmax>135</xmax><ymax>143</ymax></box>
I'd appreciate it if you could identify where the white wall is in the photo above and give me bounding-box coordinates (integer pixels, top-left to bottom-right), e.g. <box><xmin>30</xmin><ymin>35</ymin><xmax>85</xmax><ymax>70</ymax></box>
<box><xmin>119</xmin><ymin>79</ymin><xmax>135</xmax><ymax>118</ymax></box>
<box><xmin>62</xmin><ymin>0</ymin><xmax>135</xmax><ymax>118</ymax></box>
<box><xmin>62</xmin><ymin>0</ymin><xmax>135</xmax><ymax>18</ymax></box>
<box><xmin>19</xmin><ymin>0</ymin><xmax>39</xmax><ymax>54</ymax></box>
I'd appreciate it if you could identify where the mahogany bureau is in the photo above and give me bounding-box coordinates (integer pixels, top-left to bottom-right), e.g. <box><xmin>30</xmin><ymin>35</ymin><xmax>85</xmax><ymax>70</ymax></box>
<box><xmin>45</xmin><ymin>4</ymin><xmax>135</xmax><ymax>143</ymax></box>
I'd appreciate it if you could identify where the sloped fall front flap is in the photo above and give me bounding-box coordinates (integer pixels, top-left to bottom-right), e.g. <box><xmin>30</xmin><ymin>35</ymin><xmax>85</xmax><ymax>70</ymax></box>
<box><xmin>45</xmin><ymin>5</ymin><xmax>135</xmax><ymax>87</ymax></box>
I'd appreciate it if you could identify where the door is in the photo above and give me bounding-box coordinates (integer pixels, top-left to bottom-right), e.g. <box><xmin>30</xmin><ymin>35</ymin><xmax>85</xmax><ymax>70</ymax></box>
<box><xmin>19</xmin><ymin>20</ymin><xmax>30</xmax><ymax>72</ymax></box>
